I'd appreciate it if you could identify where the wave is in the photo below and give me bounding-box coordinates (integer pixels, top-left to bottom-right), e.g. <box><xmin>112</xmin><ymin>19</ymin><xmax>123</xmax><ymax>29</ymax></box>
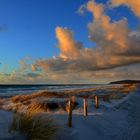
<box><xmin>0</xmin><ymin>84</ymin><xmax>104</xmax><ymax>97</ymax></box>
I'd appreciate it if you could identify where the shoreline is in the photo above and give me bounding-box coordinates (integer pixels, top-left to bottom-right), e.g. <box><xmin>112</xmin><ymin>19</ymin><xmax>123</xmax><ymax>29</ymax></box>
<box><xmin>0</xmin><ymin>84</ymin><xmax>139</xmax><ymax>140</ymax></box>
<box><xmin>0</xmin><ymin>83</ymin><xmax>138</xmax><ymax>113</ymax></box>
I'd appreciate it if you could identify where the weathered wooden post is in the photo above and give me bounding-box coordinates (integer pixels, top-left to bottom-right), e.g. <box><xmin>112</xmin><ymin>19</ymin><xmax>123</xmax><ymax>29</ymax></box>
<box><xmin>95</xmin><ymin>95</ymin><xmax>99</xmax><ymax>108</ymax></box>
<box><xmin>68</xmin><ymin>98</ymin><xmax>72</xmax><ymax>127</ymax></box>
<box><xmin>83</xmin><ymin>98</ymin><xmax>88</xmax><ymax>117</ymax></box>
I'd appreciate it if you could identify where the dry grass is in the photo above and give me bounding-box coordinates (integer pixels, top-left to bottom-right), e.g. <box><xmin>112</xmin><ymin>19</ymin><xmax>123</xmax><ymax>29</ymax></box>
<box><xmin>10</xmin><ymin>84</ymin><xmax>128</xmax><ymax>104</ymax></box>
<box><xmin>119</xmin><ymin>84</ymin><xmax>138</xmax><ymax>94</ymax></box>
<box><xmin>7</xmin><ymin>84</ymin><xmax>139</xmax><ymax>113</ymax></box>
<box><xmin>10</xmin><ymin>88</ymin><xmax>98</xmax><ymax>104</ymax></box>
<box><xmin>11</xmin><ymin>91</ymin><xmax>65</xmax><ymax>104</ymax></box>
<box><xmin>10</xmin><ymin>112</ymin><xmax>59</xmax><ymax>140</ymax></box>
<box><xmin>0</xmin><ymin>98</ymin><xmax>4</xmax><ymax>109</ymax></box>
<box><xmin>27</xmin><ymin>99</ymin><xmax>79</xmax><ymax>113</ymax></box>
<box><xmin>27</xmin><ymin>102</ymin><xmax>46</xmax><ymax>113</ymax></box>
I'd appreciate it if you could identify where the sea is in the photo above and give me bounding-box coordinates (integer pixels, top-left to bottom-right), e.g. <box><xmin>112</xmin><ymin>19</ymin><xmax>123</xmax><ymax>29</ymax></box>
<box><xmin>0</xmin><ymin>84</ymin><xmax>104</xmax><ymax>98</ymax></box>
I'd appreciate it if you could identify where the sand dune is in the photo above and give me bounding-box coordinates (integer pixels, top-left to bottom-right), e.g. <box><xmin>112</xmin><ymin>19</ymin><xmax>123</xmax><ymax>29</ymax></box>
<box><xmin>0</xmin><ymin>84</ymin><xmax>139</xmax><ymax>140</ymax></box>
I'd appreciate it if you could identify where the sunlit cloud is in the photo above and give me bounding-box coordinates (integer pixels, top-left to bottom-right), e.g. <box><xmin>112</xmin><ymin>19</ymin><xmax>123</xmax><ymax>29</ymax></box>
<box><xmin>0</xmin><ymin>0</ymin><xmax>140</xmax><ymax>84</ymax></box>
<box><xmin>34</xmin><ymin>0</ymin><xmax>140</xmax><ymax>73</ymax></box>
<box><xmin>110</xmin><ymin>0</ymin><xmax>140</xmax><ymax>18</ymax></box>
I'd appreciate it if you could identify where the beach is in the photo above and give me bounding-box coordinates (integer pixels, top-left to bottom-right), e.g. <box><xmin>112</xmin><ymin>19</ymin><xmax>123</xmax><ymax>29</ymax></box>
<box><xmin>0</xmin><ymin>83</ymin><xmax>139</xmax><ymax>140</ymax></box>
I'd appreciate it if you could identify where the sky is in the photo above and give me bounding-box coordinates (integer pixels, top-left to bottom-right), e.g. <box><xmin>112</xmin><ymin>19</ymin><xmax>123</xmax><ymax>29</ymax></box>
<box><xmin>0</xmin><ymin>0</ymin><xmax>140</xmax><ymax>84</ymax></box>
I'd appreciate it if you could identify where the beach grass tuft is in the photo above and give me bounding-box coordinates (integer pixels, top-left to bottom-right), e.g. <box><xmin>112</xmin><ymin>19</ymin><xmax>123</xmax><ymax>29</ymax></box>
<box><xmin>10</xmin><ymin>112</ymin><xmax>59</xmax><ymax>140</ymax></box>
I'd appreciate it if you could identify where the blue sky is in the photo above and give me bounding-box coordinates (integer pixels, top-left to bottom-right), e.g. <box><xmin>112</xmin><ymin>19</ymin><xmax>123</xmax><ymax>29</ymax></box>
<box><xmin>0</xmin><ymin>0</ymin><xmax>91</xmax><ymax>72</ymax></box>
<box><xmin>0</xmin><ymin>0</ymin><xmax>140</xmax><ymax>84</ymax></box>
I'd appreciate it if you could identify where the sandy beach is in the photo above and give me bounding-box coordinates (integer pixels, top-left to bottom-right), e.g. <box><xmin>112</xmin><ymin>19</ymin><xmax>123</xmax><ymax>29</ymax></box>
<box><xmin>1</xmin><ymin>0</ymin><xmax>140</xmax><ymax>139</ymax></box>
<box><xmin>0</xmin><ymin>83</ymin><xmax>139</xmax><ymax>140</ymax></box>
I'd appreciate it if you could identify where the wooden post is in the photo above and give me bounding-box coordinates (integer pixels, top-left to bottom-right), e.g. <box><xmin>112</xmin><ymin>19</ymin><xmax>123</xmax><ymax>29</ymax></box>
<box><xmin>68</xmin><ymin>98</ymin><xmax>72</xmax><ymax>127</ymax></box>
<box><xmin>83</xmin><ymin>98</ymin><xmax>88</xmax><ymax>117</ymax></box>
<box><xmin>95</xmin><ymin>95</ymin><xmax>99</xmax><ymax>108</ymax></box>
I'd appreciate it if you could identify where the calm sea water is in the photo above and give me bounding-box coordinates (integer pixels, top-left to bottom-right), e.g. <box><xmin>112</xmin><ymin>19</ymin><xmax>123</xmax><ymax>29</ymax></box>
<box><xmin>0</xmin><ymin>84</ymin><xmax>103</xmax><ymax>97</ymax></box>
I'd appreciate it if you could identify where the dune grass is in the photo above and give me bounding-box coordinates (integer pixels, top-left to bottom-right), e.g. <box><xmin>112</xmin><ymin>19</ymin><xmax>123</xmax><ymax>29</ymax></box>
<box><xmin>9</xmin><ymin>112</ymin><xmax>59</xmax><ymax>140</ymax></box>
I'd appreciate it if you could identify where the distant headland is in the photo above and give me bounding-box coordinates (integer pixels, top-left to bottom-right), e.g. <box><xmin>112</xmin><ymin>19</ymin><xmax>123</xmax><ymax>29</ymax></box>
<box><xmin>110</xmin><ymin>80</ymin><xmax>140</xmax><ymax>84</ymax></box>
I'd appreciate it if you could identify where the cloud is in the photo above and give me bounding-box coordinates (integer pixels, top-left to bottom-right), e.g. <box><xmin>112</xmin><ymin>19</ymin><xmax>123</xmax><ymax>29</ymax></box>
<box><xmin>33</xmin><ymin>0</ymin><xmax>140</xmax><ymax>74</ymax></box>
<box><xmin>110</xmin><ymin>0</ymin><xmax>140</xmax><ymax>18</ymax></box>
<box><xmin>1</xmin><ymin>0</ymin><xmax>140</xmax><ymax>84</ymax></box>
<box><xmin>78</xmin><ymin>4</ymin><xmax>86</xmax><ymax>15</ymax></box>
<box><xmin>55</xmin><ymin>27</ymin><xmax>82</xmax><ymax>59</ymax></box>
